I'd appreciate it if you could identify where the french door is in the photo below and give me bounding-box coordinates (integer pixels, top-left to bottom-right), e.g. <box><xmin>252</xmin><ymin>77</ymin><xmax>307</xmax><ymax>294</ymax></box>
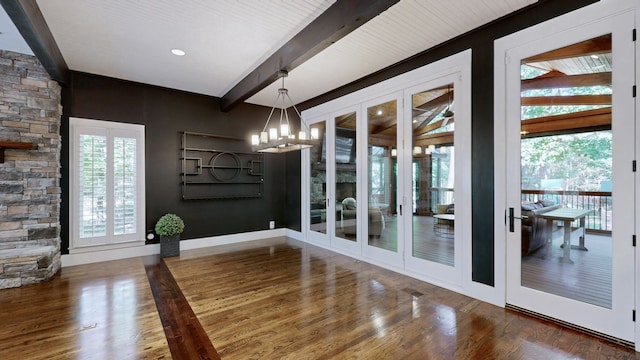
<box><xmin>402</xmin><ymin>73</ymin><xmax>468</xmax><ymax>287</ymax></box>
<box><xmin>362</xmin><ymin>93</ymin><xmax>404</xmax><ymax>267</ymax></box>
<box><xmin>503</xmin><ymin>10</ymin><xmax>635</xmax><ymax>341</ymax></box>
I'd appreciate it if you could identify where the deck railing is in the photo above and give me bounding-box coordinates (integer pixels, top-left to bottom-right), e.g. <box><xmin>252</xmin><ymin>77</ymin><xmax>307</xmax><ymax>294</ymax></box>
<box><xmin>521</xmin><ymin>190</ymin><xmax>612</xmax><ymax>233</ymax></box>
<box><xmin>427</xmin><ymin>188</ymin><xmax>612</xmax><ymax>233</ymax></box>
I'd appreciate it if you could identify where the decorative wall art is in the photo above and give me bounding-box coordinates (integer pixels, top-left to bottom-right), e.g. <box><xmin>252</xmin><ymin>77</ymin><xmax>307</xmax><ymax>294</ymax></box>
<box><xmin>181</xmin><ymin>132</ymin><xmax>264</xmax><ymax>199</ymax></box>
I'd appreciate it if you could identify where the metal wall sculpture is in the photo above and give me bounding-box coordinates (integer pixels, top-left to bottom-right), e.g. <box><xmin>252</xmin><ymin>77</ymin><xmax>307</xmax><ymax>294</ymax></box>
<box><xmin>181</xmin><ymin>132</ymin><xmax>264</xmax><ymax>199</ymax></box>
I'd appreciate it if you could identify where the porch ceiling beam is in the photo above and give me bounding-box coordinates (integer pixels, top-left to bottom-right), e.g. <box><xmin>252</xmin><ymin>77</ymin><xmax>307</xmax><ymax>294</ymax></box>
<box><xmin>521</xmin><ymin>95</ymin><xmax>611</xmax><ymax>106</ymax></box>
<box><xmin>412</xmin><ymin>92</ymin><xmax>451</xmax><ymax>113</ymax></box>
<box><xmin>521</xmin><ymin>72</ymin><xmax>611</xmax><ymax>91</ymax></box>
<box><xmin>1</xmin><ymin>0</ymin><xmax>68</xmax><ymax>83</ymax></box>
<box><xmin>524</xmin><ymin>34</ymin><xmax>611</xmax><ymax>63</ymax></box>
<box><xmin>416</xmin><ymin>117</ymin><xmax>455</xmax><ymax>136</ymax></box>
<box><xmin>521</xmin><ymin>107</ymin><xmax>611</xmax><ymax>137</ymax></box>
<box><xmin>220</xmin><ymin>0</ymin><xmax>400</xmax><ymax>112</ymax></box>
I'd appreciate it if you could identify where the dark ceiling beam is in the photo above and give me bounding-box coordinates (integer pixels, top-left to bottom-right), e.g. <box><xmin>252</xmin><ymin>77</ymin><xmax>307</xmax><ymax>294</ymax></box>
<box><xmin>1</xmin><ymin>0</ymin><xmax>68</xmax><ymax>83</ymax></box>
<box><xmin>220</xmin><ymin>0</ymin><xmax>400</xmax><ymax>112</ymax></box>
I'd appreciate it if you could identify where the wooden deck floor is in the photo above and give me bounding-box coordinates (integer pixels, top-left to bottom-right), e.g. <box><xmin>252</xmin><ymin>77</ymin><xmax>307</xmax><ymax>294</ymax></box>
<box><xmin>0</xmin><ymin>237</ymin><xmax>635</xmax><ymax>359</ymax></box>
<box><xmin>522</xmin><ymin>231</ymin><xmax>612</xmax><ymax>308</ymax></box>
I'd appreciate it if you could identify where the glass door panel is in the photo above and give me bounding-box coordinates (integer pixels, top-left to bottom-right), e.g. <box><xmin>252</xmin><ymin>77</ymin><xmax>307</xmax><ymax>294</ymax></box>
<box><xmin>309</xmin><ymin>121</ymin><xmax>327</xmax><ymax>237</ymax></box>
<box><xmin>362</xmin><ymin>95</ymin><xmax>404</xmax><ymax>267</ymax></box>
<box><xmin>410</xmin><ymin>84</ymin><xmax>455</xmax><ymax>267</ymax></box>
<box><xmin>519</xmin><ymin>35</ymin><xmax>613</xmax><ymax>307</ymax></box>
<box><xmin>332</xmin><ymin>111</ymin><xmax>359</xmax><ymax>246</ymax></box>
<box><xmin>366</xmin><ymin>99</ymin><xmax>397</xmax><ymax>251</ymax></box>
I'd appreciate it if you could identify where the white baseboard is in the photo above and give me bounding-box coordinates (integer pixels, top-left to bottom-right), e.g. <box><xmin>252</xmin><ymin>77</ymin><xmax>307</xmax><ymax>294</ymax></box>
<box><xmin>180</xmin><ymin>229</ymin><xmax>287</xmax><ymax>251</ymax></box>
<box><xmin>61</xmin><ymin>228</ymin><xmax>289</xmax><ymax>267</ymax></box>
<box><xmin>62</xmin><ymin>244</ymin><xmax>160</xmax><ymax>267</ymax></box>
<box><xmin>285</xmin><ymin>229</ymin><xmax>303</xmax><ymax>241</ymax></box>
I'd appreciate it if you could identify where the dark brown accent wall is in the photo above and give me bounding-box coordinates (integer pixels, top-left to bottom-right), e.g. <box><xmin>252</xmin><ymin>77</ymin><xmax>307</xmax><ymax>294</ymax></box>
<box><xmin>60</xmin><ymin>71</ymin><xmax>289</xmax><ymax>253</ymax></box>
<box><xmin>296</xmin><ymin>0</ymin><xmax>600</xmax><ymax>286</ymax></box>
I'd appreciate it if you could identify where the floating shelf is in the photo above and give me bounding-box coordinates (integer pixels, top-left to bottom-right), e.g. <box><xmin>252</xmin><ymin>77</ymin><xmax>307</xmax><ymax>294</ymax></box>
<box><xmin>0</xmin><ymin>141</ymin><xmax>36</xmax><ymax>163</ymax></box>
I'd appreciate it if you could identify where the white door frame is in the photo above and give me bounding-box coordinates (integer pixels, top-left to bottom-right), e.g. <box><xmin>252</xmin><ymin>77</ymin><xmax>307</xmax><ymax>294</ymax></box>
<box><xmin>494</xmin><ymin>0</ymin><xmax>638</xmax><ymax>347</ymax></box>
<box><xmin>361</xmin><ymin>91</ymin><xmax>404</xmax><ymax>268</ymax></box>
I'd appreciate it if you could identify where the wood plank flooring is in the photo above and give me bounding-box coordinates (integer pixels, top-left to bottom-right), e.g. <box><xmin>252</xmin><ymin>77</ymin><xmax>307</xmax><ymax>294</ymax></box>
<box><xmin>166</xmin><ymin>237</ymin><xmax>637</xmax><ymax>359</ymax></box>
<box><xmin>143</xmin><ymin>255</ymin><xmax>221</xmax><ymax>359</ymax></box>
<box><xmin>0</xmin><ymin>237</ymin><xmax>636</xmax><ymax>359</ymax></box>
<box><xmin>0</xmin><ymin>257</ymin><xmax>170</xmax><ymax>359</ymax></box>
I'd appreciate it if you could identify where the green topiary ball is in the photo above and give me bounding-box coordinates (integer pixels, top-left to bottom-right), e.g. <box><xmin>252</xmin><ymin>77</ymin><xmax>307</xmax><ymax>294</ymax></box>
<box><xmin>155</xmin><ymin>213</ymin><xmax>185</xmax><ymax>236</ymax></box>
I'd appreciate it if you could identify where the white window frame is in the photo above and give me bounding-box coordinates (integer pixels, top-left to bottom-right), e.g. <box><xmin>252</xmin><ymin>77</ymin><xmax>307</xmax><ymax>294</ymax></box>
<box><xmin>69</xmin><ymin>117</ymin><xmax>145</xmax><ymax>253</ymax></box>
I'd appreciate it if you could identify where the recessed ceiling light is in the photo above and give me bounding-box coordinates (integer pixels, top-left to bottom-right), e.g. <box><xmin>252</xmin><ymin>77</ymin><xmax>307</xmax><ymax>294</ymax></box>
<box><xmin>171</xmin><ymin>48</ymin><xmax>186</xmax><ymax>56</ymax></box>
<box><xmin>590</xmin><ymin>54</ymin><xmax>599</xmax><ymax>59</ymax></box>
<box><xmin>377</xmin><ymin>109</ymin><xmax>383</xmax><ymax>116</ymax></box>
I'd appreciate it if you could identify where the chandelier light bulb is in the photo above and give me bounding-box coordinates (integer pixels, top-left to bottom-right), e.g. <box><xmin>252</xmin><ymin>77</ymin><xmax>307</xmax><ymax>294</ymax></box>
<box><xmin>269</xmin><ymin>128</ymin><xmax>278</xmax><ymax>141</ymax></box>
<box><xmin>280</xmin><ymin>123</ymin><xmax>289</xmax><ymax>137</ymax></box>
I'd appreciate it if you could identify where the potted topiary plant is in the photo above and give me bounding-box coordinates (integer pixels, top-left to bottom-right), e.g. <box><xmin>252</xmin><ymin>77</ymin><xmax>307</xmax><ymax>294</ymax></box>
<box><xmin>155</xmin><ymin>213</ymin><xmax>184</xmax><ymax>258</ymax></box>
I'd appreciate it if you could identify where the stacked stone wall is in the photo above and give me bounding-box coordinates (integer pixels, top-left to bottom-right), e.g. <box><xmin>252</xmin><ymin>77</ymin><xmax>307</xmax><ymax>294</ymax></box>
<box><xmin>0</xmin><ymin>50</ymin><xmax>62</xmax><ymax>288</ymax></box>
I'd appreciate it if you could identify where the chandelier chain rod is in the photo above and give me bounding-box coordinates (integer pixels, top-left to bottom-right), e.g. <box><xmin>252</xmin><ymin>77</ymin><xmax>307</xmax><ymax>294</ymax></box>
<box><xmin>261</xmin><ymin>90</ymin><xmax>284</xmax><ymax>132</ymax></box>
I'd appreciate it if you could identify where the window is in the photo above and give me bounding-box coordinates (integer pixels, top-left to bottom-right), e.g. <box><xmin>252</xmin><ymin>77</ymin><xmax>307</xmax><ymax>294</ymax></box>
<box><xmin>70</xmin><ymin>118</ymin><xmax>145</xmax><ymax>251</ymax></box>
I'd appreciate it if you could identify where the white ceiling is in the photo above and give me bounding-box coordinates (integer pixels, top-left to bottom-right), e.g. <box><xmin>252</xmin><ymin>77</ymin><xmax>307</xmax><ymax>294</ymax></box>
<box><xmin>2</xmin><ymin>0</ymin><xmax>537</xmax><ymax>108</ymax></box>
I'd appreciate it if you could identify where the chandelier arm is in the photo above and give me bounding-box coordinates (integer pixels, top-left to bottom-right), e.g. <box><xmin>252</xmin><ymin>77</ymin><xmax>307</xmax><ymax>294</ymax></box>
<box><xmin>279</xmin><ymin>107</ymin><xmax>285</xmax><ymax>126</ymax></box>
<box><xmin>285</xmin><ymin>92</ymin><xmax>304</xmax><ymax>129</ymax></box>
<box><xmin>262</xmin><ymin>92</ymin><xmax>283</xmax><ymax>132</ymax></box>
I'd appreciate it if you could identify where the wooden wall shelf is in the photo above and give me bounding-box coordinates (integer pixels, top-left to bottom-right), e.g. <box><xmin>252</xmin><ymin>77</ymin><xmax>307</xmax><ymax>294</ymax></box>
<box><xmin>0</xmin><ymin>141</ymin><xmax>36</xmax><ymax>163</ymax></box>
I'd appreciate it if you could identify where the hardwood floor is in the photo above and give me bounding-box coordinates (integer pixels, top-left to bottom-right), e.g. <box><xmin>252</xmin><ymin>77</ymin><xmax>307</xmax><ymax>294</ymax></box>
<box><xmin>0</xmin><ymin>257</ymin><xmax>170</xmax><ymax>359</ymax></box>
<box><xmin>166</xmin><ymin>237</ymin><xmax>637</xmax><ymax>359</ymax></box>
<box><xmin>0</xmin><ymin>237</ymin><xmax>636</xmax><ymax>359</ymax></box>
<box><xmin>143</xmin><ymin>255</ymin><xmax>220</xmax><ymax>359</ymax></box>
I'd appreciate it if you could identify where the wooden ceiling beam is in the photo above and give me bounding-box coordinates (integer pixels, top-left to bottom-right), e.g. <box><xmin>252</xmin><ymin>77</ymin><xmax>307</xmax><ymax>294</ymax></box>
<box><xmin>413</xmin><ymin>92</ymin><xmax>451</xmax><ymax>113</ymax></box>
<box><xmin>414</xmin><ymin>132</ymin><xmax>453</xmax><ymax>147</ymax></box>
<box><xmin>524</xmin><ymin>34</ymin><xmax>611</xmax><ymax>63</ymax></box>
<box><xmin>1</xmin><ymin>0</ymin><xmax>68</xmax><ymax>83</ymax></box>
<box><xmin>521</xmin><ymin>72</ymin><xmax>611</xmax><ymax>91</ymax></box>
<box><xmin>416</xmin><ymin>117</ymin><xmax>455</xmax><ymax>136</ymax></box>
<box><xmin>521</xmin><ymin>108</ymin><xmax>611</xmax><ymax>137</ymax></box>
<box><xmin>521</xmin><ymin>94</ymin><xmax>611</xmax><ymax>106</ymax></box>
<box><xmin>220</xmin><ymin>0</ymin><xmax>400</xmax><ymax>112</ymax></box>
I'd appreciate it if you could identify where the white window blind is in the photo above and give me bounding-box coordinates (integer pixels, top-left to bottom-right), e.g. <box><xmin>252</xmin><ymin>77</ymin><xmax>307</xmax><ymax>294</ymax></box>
<box><xmin>70</xmin><ymin>118</ymin><xmax>145</xmax><ymax>250</ymax></box>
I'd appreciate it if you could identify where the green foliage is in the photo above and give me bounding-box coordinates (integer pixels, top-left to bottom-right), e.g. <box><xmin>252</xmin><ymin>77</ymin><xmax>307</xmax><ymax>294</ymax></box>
<box><xmin>519</xmin><ymin>65</ymin><xmax>612</xmax><ymax>192</ymax></box>
<box><xmin>155</xmin><ymin>213</ymin><xmax>185</xmax><ymax>236</ymax></box>
<box><xmin>521</xmin><ymin>131</ymin><xmax>611</xmax><ymax>191</ymax></box>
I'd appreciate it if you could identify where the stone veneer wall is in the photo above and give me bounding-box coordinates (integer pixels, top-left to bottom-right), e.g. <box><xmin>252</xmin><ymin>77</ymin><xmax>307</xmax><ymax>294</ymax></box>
<box><xmin>0</xmin><ymin>50</ymin><xmax>62</xmax><ymax>288</ymax></box>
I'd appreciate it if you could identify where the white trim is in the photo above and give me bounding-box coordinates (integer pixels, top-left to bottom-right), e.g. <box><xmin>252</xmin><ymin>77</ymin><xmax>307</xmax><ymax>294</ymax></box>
<box><xmin>61</xmin><ymin>229</ymin><xmax>289</xmax><ymax>267</ymax></box>
<box><xmin>62</xmin><ymin>243</ymin><xmax>159</xmax><ymax>267</ymax></box>
<box><xmin>180</xmin><ymin>229</ymin><xmax>287</xmax><ymax>250</ymax></box>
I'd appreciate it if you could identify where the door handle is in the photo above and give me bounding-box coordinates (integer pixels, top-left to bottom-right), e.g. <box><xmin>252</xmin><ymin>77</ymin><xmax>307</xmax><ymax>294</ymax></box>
<box><xmin>508</xmin><ymin>207</ymin><xmax>528</xmax><ymax>232</ymax></box>
<box><xmin>399</xmin><ymin>204</ymin><xmax>403</xmax><ymax>216</ymax></box>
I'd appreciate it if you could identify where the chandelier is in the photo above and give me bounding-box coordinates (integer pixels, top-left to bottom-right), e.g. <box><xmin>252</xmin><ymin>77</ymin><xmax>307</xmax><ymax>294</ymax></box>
<box><xmin>250</xmin><ymin>70</ymin><xmax>319</xmax><ymax>153</ymax></box>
